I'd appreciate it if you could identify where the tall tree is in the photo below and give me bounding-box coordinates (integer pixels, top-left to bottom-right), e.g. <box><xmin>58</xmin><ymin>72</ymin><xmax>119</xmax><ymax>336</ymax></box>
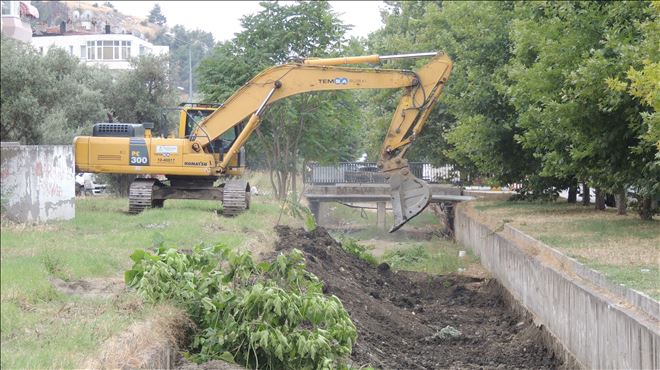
<box><xmin>506</xmin><ymin>1</ymin><xmax>657</xmax><ymax>218</ymax></box>
<box><xmin>148</xmin><ymin>3</ymin><xmax>167</xmax><ymax>26</ymax></box>
<box><xmin>606</xmin><ymin>1</ymin><xmax>659</xmax><ymax>218</ymax></box>
<box><xmin>366</xmin><ymin>1</ymin><xmax>537</xmax><ymax>187</ymax></box>
<box><xmin>105</xmin><ymin>54</ymin><xmax>178</xmax><ymax>136</ymax></box>
<box><xmin>0</xmin><ymin>35</ymin><xmax>106</xmax><ymax>144</ymax></box>
<box><xmin>198</xmin><ymin>1</ymin><xmax>362</xmax><ymax>198</ymax></box>
<box><xmin>152</xmin><ymin>25</ymin><xmax>215</xmax><ymax>100</ymax></box>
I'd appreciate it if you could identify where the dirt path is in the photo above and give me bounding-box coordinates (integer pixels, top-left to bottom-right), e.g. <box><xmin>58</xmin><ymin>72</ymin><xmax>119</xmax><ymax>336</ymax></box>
<box><xmin>275</xmin><ymin>226</ymin><xmax>563</xmax><ymax>369</ymax></box>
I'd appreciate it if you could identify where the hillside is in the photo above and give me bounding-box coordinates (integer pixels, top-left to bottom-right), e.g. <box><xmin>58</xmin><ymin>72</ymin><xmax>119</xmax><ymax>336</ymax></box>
<box><xmin>32</xmin><ymin>1</ymin><xmax>162</xmax><ymax>41</ymax></box>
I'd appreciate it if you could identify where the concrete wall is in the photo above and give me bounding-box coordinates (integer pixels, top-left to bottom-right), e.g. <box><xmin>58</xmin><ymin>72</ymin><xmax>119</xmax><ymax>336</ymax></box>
<box><xmin>1</xmin><ymin>144</ymin><xmax>75</xmax><ymax>223</ymax></box>
<box><xmin>455</xmin><ymin>202</ymin><xmax>659</xmax><ymax>369</ymax></box>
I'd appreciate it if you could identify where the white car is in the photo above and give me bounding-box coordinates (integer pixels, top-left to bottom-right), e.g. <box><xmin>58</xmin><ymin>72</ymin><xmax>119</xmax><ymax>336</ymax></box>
<box><xmin>75</xmin><ymin>173</ymin><xmax>107</xmax><ymax>195</ymax></box>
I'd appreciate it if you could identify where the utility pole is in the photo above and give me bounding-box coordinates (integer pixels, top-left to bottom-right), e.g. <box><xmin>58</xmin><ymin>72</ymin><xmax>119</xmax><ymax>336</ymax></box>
<box><xmin>188</xmin><ymin>45</ymin><xmax>193</xmax><ymax>102</ymax></box>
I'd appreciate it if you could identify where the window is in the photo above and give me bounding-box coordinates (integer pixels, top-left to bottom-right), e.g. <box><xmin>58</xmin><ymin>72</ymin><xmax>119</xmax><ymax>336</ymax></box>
<box><xmin>69</xmin><ymin>45</ymin><xmax>73</xmax><ymax>55</ymax></box>
<box><xmin>139</xmin><ymin>45</ymin><xmax>145</xmax><ymax>56</ymax></box>
<box><xmin>85</xmin><ymin>40</ymin><xmax>132</xmax><ymax>61</ymax></box>
<box><xmin>87</xmin><ymin>41</ymin><xmax>95</xmax><ymax>59</ymax></box>
<box><xmin>101</xmin><ymin>40</ymin><xmax>113</xmax><ymax>59</ymax></box>
<box><xmin>1</xmin><ymin>1</ymin><xmax>18</xmax><ymax>16</ymax></box>
<box><xmin>80</xmin><ymin>45</ymin><xmax>87</xmax><ymax>59</ymax></box>
<box><xmin>121</xmin><ymin>41</ymin><xmax>131</xmax><ymax>59</ymax></box>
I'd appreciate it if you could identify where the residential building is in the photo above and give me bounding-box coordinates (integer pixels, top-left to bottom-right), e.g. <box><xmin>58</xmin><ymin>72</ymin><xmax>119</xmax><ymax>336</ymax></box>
<box><xmin>31</xmin><ymin>31</ymin><xmax>169</xmax><ymax>70</ymax></box>
<box><xmin>1</xmin><ymin>0</ymin><xmax>38</xmax><ymax>42</ymax></box>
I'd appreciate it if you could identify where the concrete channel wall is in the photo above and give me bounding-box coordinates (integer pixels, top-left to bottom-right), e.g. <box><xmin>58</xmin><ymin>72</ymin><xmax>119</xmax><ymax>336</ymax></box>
<box><xmin>455</xmin><ymin>202</ymin><xmax>659</xmax><ymax>369</ymax></box>
<box><xmin>0</xmin><ymin>143</ymin><xmax>75</xmax><ymax>223</ymax></box>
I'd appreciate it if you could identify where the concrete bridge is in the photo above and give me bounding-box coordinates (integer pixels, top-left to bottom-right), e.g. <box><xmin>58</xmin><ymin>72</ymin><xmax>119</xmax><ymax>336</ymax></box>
<box><xmin>303</xmin><ymin>183</ymin><xmax>474</xmax><ymax>230</ymax></box>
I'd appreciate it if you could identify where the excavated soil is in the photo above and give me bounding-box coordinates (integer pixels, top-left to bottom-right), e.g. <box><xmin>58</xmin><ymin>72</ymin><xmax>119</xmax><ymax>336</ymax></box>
<box><xmin>274</xmin><ymin>226</ymin><xmax>563</xmax><ymax>369</ymax></box>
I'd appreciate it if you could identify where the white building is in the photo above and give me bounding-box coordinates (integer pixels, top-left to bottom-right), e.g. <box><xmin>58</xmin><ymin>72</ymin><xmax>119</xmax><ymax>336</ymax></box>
<box><xmin>1</xmin><ymin>0</ymin><xmax>38</xmax><ymax>42</ymax></box>
<box><xmin>31</xmin><ymin>33</ymin><xmax>169</xmax><ymax>70</ymax></box>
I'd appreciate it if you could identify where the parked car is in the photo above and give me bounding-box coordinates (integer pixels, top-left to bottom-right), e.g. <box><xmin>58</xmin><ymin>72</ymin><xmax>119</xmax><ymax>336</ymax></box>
<box><xmin>75</xmin><ymin>173</ymin><xmax>107</xmax><ymax>196</ymax></box>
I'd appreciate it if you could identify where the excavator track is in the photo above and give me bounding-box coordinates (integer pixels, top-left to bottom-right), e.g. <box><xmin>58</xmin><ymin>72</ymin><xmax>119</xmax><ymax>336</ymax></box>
<box><xmin>222</xmin><ymin>179</ymin><xmax>250</xmax><ymax>216</ymax></box>
<box><xmin>128</xmin><ymin>178</ymin><xmax>160</xmax><ymax>214</ymax></box>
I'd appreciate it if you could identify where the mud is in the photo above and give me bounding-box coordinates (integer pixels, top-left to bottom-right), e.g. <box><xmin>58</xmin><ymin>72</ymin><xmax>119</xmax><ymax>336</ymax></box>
<box><xmin>50</xmin><ymin>276</ymin><xmax>125</xmax><ymax>299</ymax></box>
<box><xmin>274</xmin><ymin>226</ymin><xmax>564</xmax><ymax>369</ymax></box>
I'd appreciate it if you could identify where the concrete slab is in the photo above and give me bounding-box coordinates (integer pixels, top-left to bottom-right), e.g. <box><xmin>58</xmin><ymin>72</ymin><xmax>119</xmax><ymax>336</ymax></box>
<box><xmin>1</xmin><ymin>144</ymin><xmax>75</xmax><ymax>223</ymax></box>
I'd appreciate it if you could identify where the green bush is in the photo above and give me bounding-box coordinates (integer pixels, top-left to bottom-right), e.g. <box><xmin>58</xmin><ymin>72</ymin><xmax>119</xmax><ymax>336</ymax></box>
<box><xmin>339</xmin><ymin>238</ymin><xmax>377</xmax><ymax>265</ymax></box>
<box><xmin>382</xmin><ymin>245</ymin><xmax>429</xmax><ymax>269</ymax></box>
<box><xmin>126</xmin><ymin>244</ymin><xmax>356</xmax><ymax>369</ymax></box>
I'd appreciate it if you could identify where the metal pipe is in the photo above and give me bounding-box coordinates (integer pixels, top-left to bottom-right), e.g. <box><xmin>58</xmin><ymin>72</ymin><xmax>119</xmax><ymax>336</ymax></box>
<box><xmin>303</xmin><ymin>55</ymin><xmax>381</xmax><ymax>66</ymax></box>
<box><xmin>256</xmin><ymin>85</ymin><xmax>278</xmax><ymax>117</ymax></box>
<box><xmin>380</xmin><ymin>52</ymin><xmax>438</xmax><ymax>60</ymax></box>
<box><xmin>188</xmin><ymin>46</ymin><xmax>193</xmax><ymax>101</ymax></box>
<box><xmin>302</xmin><ymin>52</ymin><xmax>439</xmax><ymax>66</ymax></box>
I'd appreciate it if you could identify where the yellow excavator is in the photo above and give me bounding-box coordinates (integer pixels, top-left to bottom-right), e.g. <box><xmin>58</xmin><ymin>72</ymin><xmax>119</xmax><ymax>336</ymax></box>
<box><xmin>74</xmin><ymin>52</ymin><xmax>453</xmax><ymax>231</ymax></box>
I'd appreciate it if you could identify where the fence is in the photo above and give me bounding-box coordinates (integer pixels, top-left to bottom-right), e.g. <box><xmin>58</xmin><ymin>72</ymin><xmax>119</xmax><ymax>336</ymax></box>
<box><xmin>304</xmin><ymin>162</ymin><xmax>459</xmax><ymax>185</ymax></box>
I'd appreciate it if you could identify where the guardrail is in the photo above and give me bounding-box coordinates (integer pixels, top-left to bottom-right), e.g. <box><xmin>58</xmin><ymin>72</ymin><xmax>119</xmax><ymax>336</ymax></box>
<box><xmin>304</xmin><ymin>162</ymin><xmax>459</xmax><ymax>185</ymax></box>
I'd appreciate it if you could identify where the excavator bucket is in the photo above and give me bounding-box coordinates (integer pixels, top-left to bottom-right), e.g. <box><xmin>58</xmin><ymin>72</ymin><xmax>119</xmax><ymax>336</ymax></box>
<box><xmin>388</xmin><ymin>169</ymin><xmax>432</xmax><ymax>232</ymax></box>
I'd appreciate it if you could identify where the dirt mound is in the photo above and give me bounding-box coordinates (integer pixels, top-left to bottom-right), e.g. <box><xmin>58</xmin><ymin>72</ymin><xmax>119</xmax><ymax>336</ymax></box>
<box><xmin>275</xmin><ymin>226</ymin><xmax>562</xmax><ymax>369</ymax></box>
<box><xmin>50</xmin><ymin>277</ymin><xmax>125</xmax><ymax>299</ymax></box>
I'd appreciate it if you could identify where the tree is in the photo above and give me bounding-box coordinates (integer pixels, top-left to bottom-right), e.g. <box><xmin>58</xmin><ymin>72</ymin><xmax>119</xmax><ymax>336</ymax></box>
<box><xmin>1</xmin><ymin>35</ymin><xmax>106</xmax><ymax>144</ymax></box>
<box><xmin>106</xmin><ymin>55</ymin><xmax>178</xmax><ymax>136</ymax></box>
<box><xmin>152</xmin><ymin>25</ymin><xmax>215</xmax><ymax>101</ymax></box>
<box><xmin>366</xmin><ymin>1</ymin><xmax>537</xmax><ymax>187</ymax></box>
<box><xmin>606</xmin><ymin>1</ymin><xmax>659</xmax><ymax>219</ymax></box>
<box><xmin>198</xmin><ymin>1</ymin><xmax>362</xmax><ymax>199</ymax></box>
<box><xmin>148</xmin><ymin>3</ymin><xmax>167</xmax><ymax>26</ymax></box>
<box><xmin>506</xmin><ymin>1</ymin><xmax>657</xmax><ymax>218</ymax></box>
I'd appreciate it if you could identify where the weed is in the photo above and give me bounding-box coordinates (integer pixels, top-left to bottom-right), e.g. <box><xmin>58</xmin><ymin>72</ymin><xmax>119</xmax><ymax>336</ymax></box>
<box><xmin>42</xmin><ymin>252</ymin><xmax>72</xmax><ymax>281</ymax></box>
<box><xmin>383</xmin><ymin>245</ymin><xmax>429</xmax><ymax>269</ymax></box>
<box><xmin>340</xmin><ymin>238</ymin><xmax>378</xmax><ymax>265</ymax></box>
<box><xmin>126</xmin><ymin>245</ymin><xmax>357</xmax><ymax>369</ymax></box>
<box><xmin>380</xmin><ymin>243</ymin><xmax>478</xmax><ymax>275</ymax></box>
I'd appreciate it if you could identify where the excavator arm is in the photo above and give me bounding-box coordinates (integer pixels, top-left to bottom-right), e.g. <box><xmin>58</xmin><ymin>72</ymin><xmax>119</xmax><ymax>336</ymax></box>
<box><xmin>191</xmin><ymin>52</ymin><xmax>453</xmax><ymax>231</ymax></box>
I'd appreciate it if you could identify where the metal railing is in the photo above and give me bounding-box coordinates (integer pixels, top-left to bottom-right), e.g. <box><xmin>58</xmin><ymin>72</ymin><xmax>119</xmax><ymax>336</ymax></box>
<box><xmin>304</xmin><ymin>162</ymin><xmax>460</xmax><ymax>185</ymax></box>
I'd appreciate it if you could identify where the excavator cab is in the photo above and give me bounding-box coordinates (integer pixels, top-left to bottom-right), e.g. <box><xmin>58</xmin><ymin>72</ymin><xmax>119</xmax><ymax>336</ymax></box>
<box><xmin>178</xmin><ymin>103</ymin><xmax>246</xmax><ymax>176</ymax></box>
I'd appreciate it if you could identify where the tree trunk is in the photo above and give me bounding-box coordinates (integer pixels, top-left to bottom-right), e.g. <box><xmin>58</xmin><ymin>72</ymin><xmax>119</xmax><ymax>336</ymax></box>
<box><xmin>291</xmin><ymin>167</ymin><xmax>297</xmax><ymax>196</ymax></box>
<box><xmin>594</xmin><ymin>188</ymin><xmax>606</xmax><ymax>210</ymax></box>
<box><xmin>639</xmin><ymin>195</ymin><xmax>654</xmax><ymax>220</ymax></box>
<box><xmin>277</xmin><ymin>170</ymin><xmax>288</xmax><ymax>200</ymax></box>
<box><xmin>581</xmin><ymin>183</ymin><xmax>590</xmax><ymax>206</ymax></box>
<box><xmin>615</xmin><ymin>188</ymin><xmax>627</xmax><ymax>215</ymax></box>
<box><xmin>567</xmin><ymin>185</ymin><xmax>577</xmax><ymax>203</ymax></box>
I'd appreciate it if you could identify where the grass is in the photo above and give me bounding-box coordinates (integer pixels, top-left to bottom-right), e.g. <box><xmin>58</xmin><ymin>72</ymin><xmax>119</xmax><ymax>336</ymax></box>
<box><xmin>475</xmin><ymin>200</ymin><xmax>660</xmax><ymax>299</ymax></box>
<box><xmin>324</xmin><ymin>202</ymin><xmax>481</xmax><ymax>276</ymax></box>
<box><xmin>379</xmin><ymin>241</ymin><xmax>479</xmax><ymax>275</ymax></box>
<box><xmin>0</xmin><ymin>189</ymin><xmax>302</xmax><ymax>369</ymax></box>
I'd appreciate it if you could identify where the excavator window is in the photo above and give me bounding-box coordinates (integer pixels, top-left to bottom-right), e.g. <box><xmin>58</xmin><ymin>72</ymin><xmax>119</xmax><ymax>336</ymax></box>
<box><xmin>184</xmin><ymin>108</ymin><xmax>243</xmax><ymax>155</ymax></box>
<box><xmin>184</xmin><ymin>109</ymin><xmax>213</xmax><ymax>137</ymax></box>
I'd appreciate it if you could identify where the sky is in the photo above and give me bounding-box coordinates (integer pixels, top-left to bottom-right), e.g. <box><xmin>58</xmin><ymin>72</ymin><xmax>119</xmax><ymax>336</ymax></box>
<box><xmin>109</xmin><ymin>1</ymin><xmax>386</xmax><ymax>42</ymax></box>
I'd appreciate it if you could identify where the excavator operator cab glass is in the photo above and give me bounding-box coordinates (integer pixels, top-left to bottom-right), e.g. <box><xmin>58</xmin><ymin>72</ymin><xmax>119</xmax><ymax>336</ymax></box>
<box><xmin>182</xmin><ymin>107</ymin><xmax>242</xmax><ymax>156</ymax></box>
<box><xmin>184</xmin><ymin>108</ymin><xmax>213</xmax><ymax>138</ymax></box>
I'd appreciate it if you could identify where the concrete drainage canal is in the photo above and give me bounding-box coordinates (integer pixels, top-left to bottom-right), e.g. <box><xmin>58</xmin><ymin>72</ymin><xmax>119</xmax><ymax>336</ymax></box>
<box><xmin>90</xmin><ymin>226</ymin><xmax>575</xmax><ymax>369</ymax></box>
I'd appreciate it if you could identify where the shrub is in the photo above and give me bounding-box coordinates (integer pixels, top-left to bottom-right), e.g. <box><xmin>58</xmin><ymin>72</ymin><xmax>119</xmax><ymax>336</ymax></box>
<box><xmin>382</xmin><ymin>245</ymin><xmax>429</xmax><ymax>269</ymax></box>
<box><xmin>126</xmin><ymin>244</ymin><xmax>356</xmax><ymax>369</ymax></box>
<box><xmin>339</xmin><ymin>238</ymin><xmax>377</xmax><ymax>265</ymax></box>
